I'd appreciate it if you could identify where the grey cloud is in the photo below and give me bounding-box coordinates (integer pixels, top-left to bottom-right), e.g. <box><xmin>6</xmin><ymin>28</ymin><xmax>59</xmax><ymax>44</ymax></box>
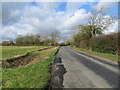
<box><xmin>2</xmin><ymin>2</ymin><xmax>31</xmax><ymax>25</ymax></box>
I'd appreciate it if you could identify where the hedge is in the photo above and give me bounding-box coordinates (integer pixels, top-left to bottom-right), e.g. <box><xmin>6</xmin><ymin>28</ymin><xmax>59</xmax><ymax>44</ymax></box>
<box><xmin>90</xmin><ymin>33</ymin><xmax>119</xmax><ymax>55</ymax></box>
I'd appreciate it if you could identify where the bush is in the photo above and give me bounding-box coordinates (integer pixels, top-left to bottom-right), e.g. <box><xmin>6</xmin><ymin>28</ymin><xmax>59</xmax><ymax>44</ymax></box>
<box><xmin>90</xmin><ymin>33</ymin><xmax>118</xmax><ymax>55</ymax></box>
<box><xmin>80</xmin><ymin>40</ymin><xmax>90</xmax><ymax>50</ymax></box>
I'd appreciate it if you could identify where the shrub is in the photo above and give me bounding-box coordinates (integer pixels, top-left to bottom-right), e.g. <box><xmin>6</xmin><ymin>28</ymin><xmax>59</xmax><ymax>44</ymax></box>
<box><xmin>90</xmin><ymin>33</ymin><xmax>118</xmax><ymax>55</ymax></box>
<box><xmin>80</xmin><ymin>40</ymin><xmax>90</xmax><ymax>50</ymax></box>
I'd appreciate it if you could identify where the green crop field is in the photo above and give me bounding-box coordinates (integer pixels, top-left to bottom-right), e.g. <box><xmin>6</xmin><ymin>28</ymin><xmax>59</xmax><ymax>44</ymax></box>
<box><xmin>1</xmin><ymin>46</ymin><xmax>48</xmax><ymax>60</ymax></box>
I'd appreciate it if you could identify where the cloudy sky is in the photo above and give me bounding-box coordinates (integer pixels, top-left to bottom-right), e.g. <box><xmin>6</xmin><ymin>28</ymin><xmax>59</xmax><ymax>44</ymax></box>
<box><xmin>0</xmin><ymin>0</ymin><xmax>119</xmax><ymax>42</ymax></box>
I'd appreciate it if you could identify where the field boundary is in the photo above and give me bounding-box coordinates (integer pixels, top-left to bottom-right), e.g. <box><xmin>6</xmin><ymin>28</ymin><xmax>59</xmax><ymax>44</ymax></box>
<box><xmin>2</xmin><ymin>46</ymin><xmax>52</xmax><ymax>61</ymax></box>
<box><xmin>2</xmin><ymin>47</ymin><xmax>53</xmax><ymax>68</ymax></box>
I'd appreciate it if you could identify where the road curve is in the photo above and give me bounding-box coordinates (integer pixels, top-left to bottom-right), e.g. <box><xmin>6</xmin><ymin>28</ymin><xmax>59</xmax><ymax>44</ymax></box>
<box><xmin>56</xmin><ymin>46</ymin><xmax>119</xmax><ymax>88</ymax></box>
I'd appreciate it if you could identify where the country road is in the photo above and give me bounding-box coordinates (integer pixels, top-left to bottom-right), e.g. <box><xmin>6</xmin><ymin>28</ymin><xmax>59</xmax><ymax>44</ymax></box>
<box><xmin>55</xmin><ymin>46</ymin><xmax>119</xmax><ymax>88</ymax></box>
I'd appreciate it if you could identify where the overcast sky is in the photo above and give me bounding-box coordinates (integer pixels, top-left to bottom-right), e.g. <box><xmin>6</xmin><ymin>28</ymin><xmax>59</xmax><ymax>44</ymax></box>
<box><xmin>0</xmin><ymin>0</ymin><xmax>119</xmax><ymax>42</ymax></box>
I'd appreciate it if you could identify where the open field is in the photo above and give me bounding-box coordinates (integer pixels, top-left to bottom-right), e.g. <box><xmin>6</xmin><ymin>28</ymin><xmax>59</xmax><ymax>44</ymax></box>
<box><xmin>71</xmin><ymin>46</ymin><xmax>119</xmax><ymax>62</ymax></box>
<box><xmin>1</xmin><ymin>46</ymin><xmax>49</xmax><ymax>60</ymax></box>
<box><xmin>2</xmin><ymin>47</ymin><xmax>59</xmax><ymax>88</ymax></box>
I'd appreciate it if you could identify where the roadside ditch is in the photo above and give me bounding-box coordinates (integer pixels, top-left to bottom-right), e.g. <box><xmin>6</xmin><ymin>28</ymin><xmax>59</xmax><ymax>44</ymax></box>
<box><xmin>2</xmin><ymin>47</ymin><xmax>52</xmax><ymax>68</ymax></box>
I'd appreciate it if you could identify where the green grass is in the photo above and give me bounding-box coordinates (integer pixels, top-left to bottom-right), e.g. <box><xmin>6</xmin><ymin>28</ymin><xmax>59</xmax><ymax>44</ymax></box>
<box><xmin>2</xmin><ymin>47</ymin><xmax>59</xmax><ymax>88</ymax></box>
<box><xmin>1</xmin><ymin>46</ymin><xmax>49</xmax><ymax>60</ymax></box>
<box><xmin>0</xmin><ymin>47</ymin><xmax>1</xmax><ymax>60</ymax></box>
<box><xmin>71</xmin><ymin>47</ymin><xmax>119</xmax><ymax>62</ymax></box>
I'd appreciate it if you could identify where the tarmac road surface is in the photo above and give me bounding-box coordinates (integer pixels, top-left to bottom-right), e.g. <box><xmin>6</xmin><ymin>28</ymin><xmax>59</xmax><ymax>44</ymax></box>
<box><xmin>55</xmin><ymin>46</ymin><xmax>119</xmax><ymax>88</ymax></box>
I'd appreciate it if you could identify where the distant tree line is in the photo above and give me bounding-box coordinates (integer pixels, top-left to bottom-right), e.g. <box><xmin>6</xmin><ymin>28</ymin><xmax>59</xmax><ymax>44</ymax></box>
<box><xmin>0</xmin><ymin>41</ymin><xmax>15</xmax><ymax>46</ymax></box>
<box><xmin>16</xmin><ymin>34</ymin><xmax>41</xmax><ymax>46</ymax></box>
<box><xmin>1</xmin><ymin>30</ymin><xmax>60</xmax><ymax>46</ymax></box>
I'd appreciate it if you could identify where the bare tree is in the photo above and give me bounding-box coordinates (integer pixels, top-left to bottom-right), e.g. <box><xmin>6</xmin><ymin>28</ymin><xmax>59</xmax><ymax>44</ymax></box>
<box><xmin>50</xmin><ymin>30</ymin><xmax>60</xmax><ymax>42</ymax></box>
<box><xmin>87</xmin><ymin>6</ymin><xmax>117</xmax><ymax>37</ymax></box>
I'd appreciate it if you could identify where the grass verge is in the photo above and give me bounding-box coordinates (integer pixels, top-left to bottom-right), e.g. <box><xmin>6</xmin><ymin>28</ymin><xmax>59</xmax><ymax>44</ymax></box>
<box><xmin>2</xmin><ymin>47</ymin><xmax>59</xmax><ymax>88</ymax></box>
<box><xmin>71</xmin><ymin>46</ymin><xmax>119</xmax><ymax>62</ymax></box>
